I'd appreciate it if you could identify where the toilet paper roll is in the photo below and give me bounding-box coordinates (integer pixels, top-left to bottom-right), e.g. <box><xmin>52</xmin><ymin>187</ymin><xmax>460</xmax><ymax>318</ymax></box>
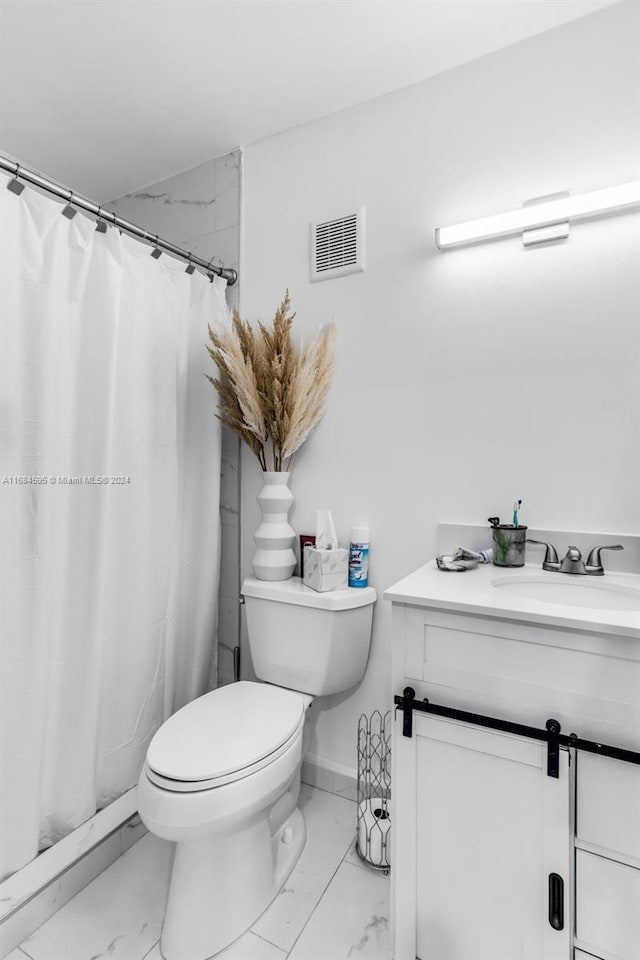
<box><xmin>357</xmin><ymin>798</ymin><xmax>391</xmax><ymax>867</ymax></box>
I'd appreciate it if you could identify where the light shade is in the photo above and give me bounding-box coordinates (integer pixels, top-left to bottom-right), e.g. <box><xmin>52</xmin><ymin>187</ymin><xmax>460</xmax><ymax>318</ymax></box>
<box><xmin>435</xmin><ymin>181</ymin><xmax>640</xmax><ymax>250</ymax></box>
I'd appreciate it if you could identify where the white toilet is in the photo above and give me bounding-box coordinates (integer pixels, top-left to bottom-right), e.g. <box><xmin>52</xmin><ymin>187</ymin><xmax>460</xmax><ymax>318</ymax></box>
<box><xmin>137</xmin><ymin>575</ymin><xmax>376</xmax><ymax>960</ymax></box>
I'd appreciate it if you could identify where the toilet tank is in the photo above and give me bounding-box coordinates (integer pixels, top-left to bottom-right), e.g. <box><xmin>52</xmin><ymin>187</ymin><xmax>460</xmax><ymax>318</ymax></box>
<box><xmin>241</xmin><ymin>577</ymin><xmax>376</xmax><ymax>696</ymax></box>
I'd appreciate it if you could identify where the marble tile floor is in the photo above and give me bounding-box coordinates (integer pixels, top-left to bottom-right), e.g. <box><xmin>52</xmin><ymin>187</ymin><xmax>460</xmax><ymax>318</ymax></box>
<box><xmin>6</xmin><ymin>785</ymin><xmax>389</xmax><ymax>960</ymax></box>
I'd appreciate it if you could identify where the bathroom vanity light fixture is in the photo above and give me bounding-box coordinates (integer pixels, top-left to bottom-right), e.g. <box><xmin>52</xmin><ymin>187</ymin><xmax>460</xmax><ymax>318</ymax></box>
<box><xmin>435</xmin><ymin>180</ymin><xmax>640</xmax><ymax>250</ymax></box>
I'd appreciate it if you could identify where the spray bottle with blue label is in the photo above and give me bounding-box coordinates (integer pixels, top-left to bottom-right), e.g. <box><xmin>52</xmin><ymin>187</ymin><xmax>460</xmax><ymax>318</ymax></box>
<box><xmin>348</xmin><ymin>526</ymin><xmax>370</xmax><ymax>588</ymax></box>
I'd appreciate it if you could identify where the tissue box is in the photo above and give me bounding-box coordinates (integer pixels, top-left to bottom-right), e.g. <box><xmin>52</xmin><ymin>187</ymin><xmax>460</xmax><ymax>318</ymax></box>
<box><xmin>303</xmin><ymin>546</ymin><xmax>348</xmax><ymax>592</ymax></box>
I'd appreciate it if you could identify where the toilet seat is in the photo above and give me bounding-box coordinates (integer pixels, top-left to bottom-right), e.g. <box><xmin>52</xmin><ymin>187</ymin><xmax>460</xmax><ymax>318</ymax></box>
<box><xmin>146</xmin><ymin>681</ymin><xmax>307</xmax><ymax>792</ymax></box>
<box><xmin>145</xmin><ymin>719</ymin><xmax>304</xmax><ymax>792</ymax></box>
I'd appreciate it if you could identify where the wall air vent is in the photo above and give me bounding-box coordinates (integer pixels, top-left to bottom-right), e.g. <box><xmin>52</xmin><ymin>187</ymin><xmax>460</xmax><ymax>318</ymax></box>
<box><xmin>310</xmin><ymin>207</ymin><xmax>365</xmax><ymax>282</ymax></box>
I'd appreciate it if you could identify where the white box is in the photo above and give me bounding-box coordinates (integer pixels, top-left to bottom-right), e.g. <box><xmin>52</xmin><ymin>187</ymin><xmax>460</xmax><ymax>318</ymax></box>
<box><xmin>303</xmin><ymin>546</ymin><xmax>348</xmax><ymax>592</ymax></box>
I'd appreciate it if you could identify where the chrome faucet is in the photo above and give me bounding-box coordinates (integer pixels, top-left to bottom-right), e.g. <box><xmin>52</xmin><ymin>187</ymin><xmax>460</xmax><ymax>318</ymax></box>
<box><xmin>527</xmin><ymin>540</ymin><xmax>623</xmax><ymax>576</ymax></box>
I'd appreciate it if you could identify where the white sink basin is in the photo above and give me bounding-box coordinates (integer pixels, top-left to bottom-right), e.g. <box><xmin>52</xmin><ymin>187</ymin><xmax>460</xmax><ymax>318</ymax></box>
<box><xmin>491</xmin><ymin>575</ymin><xmax>640</xmax><ymax>611</ymax></box>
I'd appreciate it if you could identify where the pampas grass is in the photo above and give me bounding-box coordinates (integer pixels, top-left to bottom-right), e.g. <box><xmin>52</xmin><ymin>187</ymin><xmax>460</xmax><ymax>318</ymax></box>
<box><xmin>206</xmin><ymin>291</ymin><xmax>335</xmax><ymax>472</ymax></box>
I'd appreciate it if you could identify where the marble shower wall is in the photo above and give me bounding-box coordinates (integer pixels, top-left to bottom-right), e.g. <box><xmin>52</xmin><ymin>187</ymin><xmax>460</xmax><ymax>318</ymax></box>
<box><xmin>108</xmin><ymin>151</ymin><xmax>241</xmax><ymax>687</ymax></box>
<box><xmin>107</xmin><ymin>150</ymin><xmax>240</xmax><ymax>309</ymax></box>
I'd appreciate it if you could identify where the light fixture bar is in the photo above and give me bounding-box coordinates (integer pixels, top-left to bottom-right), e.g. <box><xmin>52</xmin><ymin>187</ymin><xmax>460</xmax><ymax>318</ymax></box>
<box><xmin>435</xmin><ymin>180</ymin><xmax>640</xmax><ymax>250</ymax></box>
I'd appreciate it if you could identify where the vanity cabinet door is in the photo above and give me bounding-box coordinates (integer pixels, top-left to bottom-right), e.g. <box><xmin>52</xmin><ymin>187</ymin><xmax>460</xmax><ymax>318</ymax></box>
<box><xmin>398</xmin><ymin>714</ymin><xmax>571</xmax><ymax>960</ymax></box>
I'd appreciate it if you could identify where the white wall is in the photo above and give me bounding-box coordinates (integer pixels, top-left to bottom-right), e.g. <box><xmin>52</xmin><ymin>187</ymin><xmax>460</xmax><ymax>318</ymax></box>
<box><xmin>241</xmin><ymin>3</ymin><xmax>639</xmax><ymax>772</ymax></box>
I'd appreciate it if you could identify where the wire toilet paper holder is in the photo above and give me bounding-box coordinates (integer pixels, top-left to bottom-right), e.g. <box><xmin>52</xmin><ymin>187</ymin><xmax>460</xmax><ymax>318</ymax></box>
<box><xmin>356</xmin><ymin>709</ymin><xmax>391</xmax><ymax>873</ymax></box>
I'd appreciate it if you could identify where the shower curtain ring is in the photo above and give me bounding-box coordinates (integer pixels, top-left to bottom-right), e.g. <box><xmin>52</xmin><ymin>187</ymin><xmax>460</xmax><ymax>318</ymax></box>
<box><xmin>95</xmin><ymin>206</ymin><xmax>108</xmax><ymax>234</ymax></box>
<box><xmin>62</xmin><ymin>189</ymin><xmax>77</xmax><ymax>220</ymax></box>
<box><xmin>7</xmin><ymin>165</ymin><xmax>25</xmax><ymax>195</ymax></box>
<box><xmin>150</xmin><ymin>235</ymin><xmax>163</xmax><ymax>259</ymax></box>
<box><xmin>185</xmin><ymin>256</ymin><xmax>196</xmax><ymax>275</ymax></box>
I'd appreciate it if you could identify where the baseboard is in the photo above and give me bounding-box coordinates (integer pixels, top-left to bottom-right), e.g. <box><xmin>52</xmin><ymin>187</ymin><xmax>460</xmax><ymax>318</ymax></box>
<box><xmin>301</xmin><ymin>753</ymin><xmax>357</xmax><ymax>802</ymax></box>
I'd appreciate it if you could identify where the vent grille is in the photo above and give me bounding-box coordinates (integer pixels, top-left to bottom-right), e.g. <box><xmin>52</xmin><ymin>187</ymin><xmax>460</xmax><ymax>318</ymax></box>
<box><xmin>316</xmin><ymin>215</ymin><xmax>357</xmax><ymax>271</ymax></box>
<box><xmin>310</xmin><ymin>207</ymin><xmax>365</xmax><ymax>282</ymax></box>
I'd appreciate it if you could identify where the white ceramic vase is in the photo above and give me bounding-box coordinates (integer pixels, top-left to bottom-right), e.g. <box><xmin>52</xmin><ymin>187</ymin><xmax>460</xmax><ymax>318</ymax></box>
<box><xmin>252</xmin><ymin>471</ymin><xmax>296</xmax><ymax>581</ymax></box>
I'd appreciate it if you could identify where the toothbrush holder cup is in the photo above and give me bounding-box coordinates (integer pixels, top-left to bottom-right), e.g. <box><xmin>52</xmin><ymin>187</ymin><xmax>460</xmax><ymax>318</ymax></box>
<box><xmin>491</xmin><ymin>525</ymin><xmax>528</xmax><ymax>567</ymax></box>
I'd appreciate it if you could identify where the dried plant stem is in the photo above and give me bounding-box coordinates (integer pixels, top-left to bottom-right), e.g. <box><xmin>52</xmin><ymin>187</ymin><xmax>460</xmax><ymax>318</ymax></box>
<box><xmin>206</xmin><ymin>292</ymin><xmax>335</xmax><ymax>473</ymax></box>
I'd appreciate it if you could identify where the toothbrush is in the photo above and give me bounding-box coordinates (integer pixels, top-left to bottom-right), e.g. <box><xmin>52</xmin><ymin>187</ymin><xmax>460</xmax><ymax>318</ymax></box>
<box><xmin>513</xmin><ymin>499</ymin><xmax>522</xmax><ymax>527</ymax></box>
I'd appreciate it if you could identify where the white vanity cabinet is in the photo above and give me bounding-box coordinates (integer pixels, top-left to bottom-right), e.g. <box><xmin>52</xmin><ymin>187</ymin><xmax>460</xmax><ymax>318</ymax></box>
<box><xmin>386</xmin><ymin>562</ymin><xmax>640</xmax><ymax>960</ymax></box>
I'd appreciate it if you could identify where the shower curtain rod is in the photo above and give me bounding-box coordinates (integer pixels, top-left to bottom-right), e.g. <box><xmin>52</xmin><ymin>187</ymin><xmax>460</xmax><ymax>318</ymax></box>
<box><xmin>0</xmin><ymin>155</ymin><xmax>238</xmax><ymax>286</ymax></box>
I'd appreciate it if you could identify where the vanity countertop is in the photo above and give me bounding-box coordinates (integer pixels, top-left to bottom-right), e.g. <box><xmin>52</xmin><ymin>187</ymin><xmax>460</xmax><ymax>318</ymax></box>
<box><xmin>384</xmin><ymin>561</ymin><xmax>640</xmax><ymax>638</ymax></box>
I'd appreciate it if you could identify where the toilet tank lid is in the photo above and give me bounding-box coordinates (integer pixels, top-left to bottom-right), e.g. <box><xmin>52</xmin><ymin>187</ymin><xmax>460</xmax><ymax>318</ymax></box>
<box><xmin>242</xmin><ymin>576</ymin><xmax>377</xmax><ymax>610</ymax></box>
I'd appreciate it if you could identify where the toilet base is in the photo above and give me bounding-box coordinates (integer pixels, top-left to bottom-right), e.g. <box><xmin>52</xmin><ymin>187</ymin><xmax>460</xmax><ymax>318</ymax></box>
<box><xmin>159</xmin><ymin>806</ymin><xmax>306</xmax><ymax>960</ymax></box>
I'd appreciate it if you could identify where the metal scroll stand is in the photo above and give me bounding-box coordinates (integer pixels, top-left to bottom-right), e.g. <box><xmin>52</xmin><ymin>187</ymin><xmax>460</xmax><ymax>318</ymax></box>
<box><xmin>356</xmin><ymin>710</ymin><xmax>391</xmax><ymax>873</ymax></box>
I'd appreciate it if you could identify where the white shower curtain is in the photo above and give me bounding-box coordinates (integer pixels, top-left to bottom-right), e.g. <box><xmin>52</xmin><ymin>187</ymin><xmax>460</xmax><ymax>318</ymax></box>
<box><xmin>0</xmin><ymin>177</ymin><xmax>226</xmax><ymax>880</ymax></box>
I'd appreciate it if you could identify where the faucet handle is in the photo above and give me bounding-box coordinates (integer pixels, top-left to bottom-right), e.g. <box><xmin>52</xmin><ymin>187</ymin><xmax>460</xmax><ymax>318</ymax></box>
<box><xmin>526</xmin><ymin>539</ymin><xmax>560</xmax><ymax>570</ymax></box>
<box><xmin>585</xmin><ymin>544</ymin><xmax>623</xmax><ymax>574</ymax></box>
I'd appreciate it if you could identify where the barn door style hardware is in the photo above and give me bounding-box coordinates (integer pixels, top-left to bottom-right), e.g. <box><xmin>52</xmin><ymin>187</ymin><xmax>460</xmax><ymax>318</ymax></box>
<box><xmin>394</xmin><ymin>687</ymin><xmax>640</xmax><ymax>778</ymax></box>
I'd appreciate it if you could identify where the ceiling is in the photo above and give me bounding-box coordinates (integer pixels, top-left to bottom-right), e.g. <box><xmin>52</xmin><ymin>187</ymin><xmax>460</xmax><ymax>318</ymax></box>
<box><xmin>0</xmin><ymin>0</ymin><xmax>619</xmax><ymax>202</ymax></box>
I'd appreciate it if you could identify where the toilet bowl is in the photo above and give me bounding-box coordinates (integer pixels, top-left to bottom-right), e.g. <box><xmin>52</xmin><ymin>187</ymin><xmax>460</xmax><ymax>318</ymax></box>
<box><xmin>138</xmin><ymin>681</ymin><xmax>310</xmax><ymax>960</ymax></box>
<box><xmin>138</xmin><ymin>576</ymin><xmax>376</xmax><ymax>960</ymax></box>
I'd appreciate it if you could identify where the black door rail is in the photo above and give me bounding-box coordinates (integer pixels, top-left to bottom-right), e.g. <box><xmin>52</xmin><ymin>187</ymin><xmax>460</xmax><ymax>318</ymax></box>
<box><xmin>395</xmin><ymin>686</ymin><xmax>640</xmax><ymax>778</ymax></box>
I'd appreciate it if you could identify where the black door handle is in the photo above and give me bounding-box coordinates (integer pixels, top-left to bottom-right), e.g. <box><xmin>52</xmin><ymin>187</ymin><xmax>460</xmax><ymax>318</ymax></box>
<box><xmin>548</xmin><ymin>873</ymin><xmax>564</xmax><ymax>930</ymax></box>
